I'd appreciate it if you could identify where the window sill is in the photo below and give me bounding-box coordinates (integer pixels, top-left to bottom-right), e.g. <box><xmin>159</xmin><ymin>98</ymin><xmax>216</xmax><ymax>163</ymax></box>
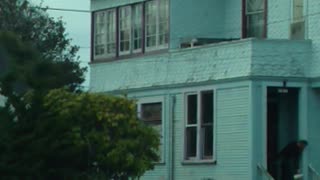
<box><xmin>153</xmin><ymin>161</ymin><xmax>165</xmax><ymax>166</ymax></box>
<box><xmin>181</xmin><ymin>160</ymin><xmax>216</xmax><ymax>165</ymax></box>
<box><xmin>90</xmin><ymin>49</ymin><xmax>168</xmax><ymax>64</ymax></box>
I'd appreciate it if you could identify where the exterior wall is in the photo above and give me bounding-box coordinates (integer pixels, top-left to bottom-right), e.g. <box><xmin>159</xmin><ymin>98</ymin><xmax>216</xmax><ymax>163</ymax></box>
<box><xmin>250</xmin><ymin>81</ymin><xmax>264</xmax><ymax>180</ymax></box>
<box><xmin>224</xmin><ymin>0</ymin><xmax>241</xmax><ymax>39</ymax></box>
<box><xmin>267</xmin><ymin>0</ymin><xmax>291</xmax><ymax>39</ymax></box>
<box><xmin>267</xmin><ymin>0</ymin><xmax>320</xmax><ymax>78</ymax></box>
<box><xmin>307</xmin><ymin>88</ymin><xmax>320</xmax><ymax>172</ymax></box>
<box><xmin>251</xmin><ymin>40</ymin><xmax>311</xmax><ymax>77</ymax></box>
<box><xmin>90</xmin><ymin>39</ymin><xmax>310</xmax><ymax>93</ymax></box>
<box><xmin>91</xmin><ymin>0</ymin><xmax>145</xmax><ymax>11</ymax></box>
<box><xmin>308</xmin><ymin>0</ymin><xmax>320</xmax><ymax>77</ymax></box>
<box><xmin>169</xmin><ymin>0</ymin><xmax>226</xmax><ymax>49</ymax></box>
<box><xmin>90</xmin><ymin>40</ymin><xmax>252</xmax><ymax>93</ymax></box>
<box><xmin>128</xmin><ymin>82</ymin><xmax>252</xmax><ymax>180</ymax></box>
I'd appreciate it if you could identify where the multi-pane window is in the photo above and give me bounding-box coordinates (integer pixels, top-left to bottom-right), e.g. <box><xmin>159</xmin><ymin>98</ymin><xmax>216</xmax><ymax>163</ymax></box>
<box><xmin>290</xmin><ymin>0</ymin><xmax>305</xmax><ymax>39</ymax></box>
<box><xmin>132</xmin><ymin>4</ymin><xmax>143</xmax><ymax>52</ymax></box>
<box><xmin>185</xmin><ymin>91</ymin><xmax>214</xmax><ymax>161</ymax></box>
<box><xmin>139</xmin><ymin>101</ymin><xmax>163</xmax><ymax>161</ymax></box>
<box><xmin>94</xmin><ymin>9</ymin><xmax>116</xmax><ymax>58</ymax></box>
<box><xmin>145</xmin><ymin>0</ymin><xmax>169</xmax><ymax>51</ymax></box>
<box><xmin>93</xmin><ymin>0</ymin><xmax>169</xmax><ymax>60</ymax></box>
<box><xmin>245</xmin><ymin>0</ymin><xmax>265</xmax><ymax>38</ymax></box>
<box><xmin>119</xmin><ymin>6</ymin><xmax>131</xmax><ymax>55</ymax></box>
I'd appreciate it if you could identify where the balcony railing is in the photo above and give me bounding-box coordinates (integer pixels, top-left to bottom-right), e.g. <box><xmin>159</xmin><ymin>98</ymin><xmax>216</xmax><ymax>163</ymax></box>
<box><xmin>309</xmin><ymin>164</ymin><xmax>320</xmax><ymax>180</ymax></box>
<box><xmin>257</xmin><ymin>163</ymin><xmax>275</xmax><ymax>180</ymax></box>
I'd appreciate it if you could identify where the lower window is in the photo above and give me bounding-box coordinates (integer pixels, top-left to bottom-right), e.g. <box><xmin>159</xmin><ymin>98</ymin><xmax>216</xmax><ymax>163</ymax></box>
<box><xmin>185</xmin><ymin>90</ymin><xmax>214</xmax><ymax>161</ymax></box>
<box><xmin>138</xmin><ymin>98</ymin><xmax>164</xmax><ymax>162</ymax></box>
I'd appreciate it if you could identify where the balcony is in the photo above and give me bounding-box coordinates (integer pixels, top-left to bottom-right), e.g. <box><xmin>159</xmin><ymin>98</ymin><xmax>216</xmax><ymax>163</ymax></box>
<box><xmin>90</xmin><ymin>38</ymin><xmax>311</xmax><ymax>93</ymax></box>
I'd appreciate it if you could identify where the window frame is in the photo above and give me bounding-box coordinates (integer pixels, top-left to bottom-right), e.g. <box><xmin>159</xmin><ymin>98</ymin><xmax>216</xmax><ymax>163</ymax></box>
<box><xmin>183</xmin><ymin>90</ymin><xmax>216</xmax><ymax>163</ymax></box>
<box><xmin>137</xmin><ymin>96</ymin><xmax>165</xmax><ymax>164</ymax></box>
<box><xmin>93</xmin><ymin>9</ymin><xmax>116</xmax><ymax>59</ymax></box>
<box><xmin>145</xmin><ymin>0</ymin><xmax>169</xmax><ymax>52</ymax></box>
<box><xmin>242</xmin><ymin>0</ymin><xmax>268</xmax><ymax>39</ymax></box>
<box><xmin>291</xmin><ymin>0</ymin><xmax>305</xmax><ymax>23</ymax></box>
<box><xmin>91</xmin><ymin>0</ymin><xmax>169</xmax><ymax>62</ymax></box>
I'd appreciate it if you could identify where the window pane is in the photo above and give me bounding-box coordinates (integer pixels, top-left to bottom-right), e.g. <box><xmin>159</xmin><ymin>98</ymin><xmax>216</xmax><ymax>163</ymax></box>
<box><xmin>94</xmin><ymin>11</ymin><xmax>106</xmax><ymax>56</ymax></box>
<box><xmin>187</xmin><ymin>94</ymin><xmax>197</xmax><ymax>125</ymax></box>
<box><xmin>119</xmin><ymin>6</ymin><xmax>131</xmax><ymax>53</ymax></box>
<box><xmin>141</xmin><ymin>102</ymin><xmax>163</xmax><ymax>161</ymax></box>
<box><xmin>132</xmin><ymin>4</ymin><xmax>142</xmax><ymax>51</ymax></box>
<box><xmin>247</xmin><ymin>0</ymin><xmax>264</xmax><ymax>13</ymax></box>
<box><xmin>106</xmin><ymin>10</ymin><xmax>116</xmax><ymax>56</ymax></box>
<box><xmin>201</xmin><ymin>91</ymin><xmax>213</xmax><ymax>124</ymax></box>
<box><xmin>141</xmin><ymin>102</ymin><xmax>162</xmax><ymax>123</ymax></box>
<box><xmin>202</xmin><ymin>126</ymin><xmax>213</xmax><ymax>158</ymax></box>
<box><xmin>247</xmin><ymin>12</ymin><xmax>264</xmax><ymax>38</ymax></box>
<box><xmin>145</xmin><ymin>0</ymin><xmax>168</xmax><ymax>49</ymax></box>
<box><xmin>186</xmin><ymin>127</ymin><xmax>197</xmax><ymax>159</ymax></box>
<box><xmin>147</xmin><ymin>35</ymin><xmax>156</xmax><ymax>47</ymax></box>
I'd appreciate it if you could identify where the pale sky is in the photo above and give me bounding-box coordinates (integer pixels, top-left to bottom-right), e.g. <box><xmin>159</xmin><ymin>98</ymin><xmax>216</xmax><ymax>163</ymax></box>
<box><xmin>31</xmin><ymin>0</ymin><xmax>91</xmax><ymax>89</ymax></box>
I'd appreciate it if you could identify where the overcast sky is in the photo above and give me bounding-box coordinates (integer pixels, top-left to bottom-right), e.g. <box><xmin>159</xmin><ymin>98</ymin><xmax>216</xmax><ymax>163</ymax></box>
<box><xmin>31</xmin><ymin>0</ymin><xmax>91</xmax><ymax>89</ymax></box>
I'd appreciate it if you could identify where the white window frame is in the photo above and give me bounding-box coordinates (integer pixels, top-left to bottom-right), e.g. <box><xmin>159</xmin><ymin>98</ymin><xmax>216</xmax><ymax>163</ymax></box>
<box><xmin>137</xmin><ymin>96</ymin><xmax>165</xmax><ymax>163</ymax></box>
<box><xmin>119</xmin><ymin>6</ymin><xmax>132</xmax><ymax>55</ymax></box>
<box><xmin>145</xmin><ymin>0</ymin><xmax>169</xmax><ymax>52</ymax></box>
<box><xmin>183</xmin><ymin>90</ymin><xmax>215</xmax><ymax>163</ymax></box>
<box><xmin>132</xmin><ymin>4</ymin><xmax>143</xmax><ymax>53</ymax></box>
<box><xmin>245</xmin><ymin>0</ymin><xmax>265</xmax><ymax>38</ymax></box>
<box><xmin>93</xmin><ymin>9</ymin><xmax>116</xmax><ymax>59</ymax></box>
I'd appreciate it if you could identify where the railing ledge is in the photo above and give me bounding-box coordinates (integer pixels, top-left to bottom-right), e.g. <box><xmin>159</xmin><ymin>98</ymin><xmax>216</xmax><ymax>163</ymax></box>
<box><xmin>257</xmin><ymin>163</ymin><xmax>275</xmax><ymax>180</ymax></box>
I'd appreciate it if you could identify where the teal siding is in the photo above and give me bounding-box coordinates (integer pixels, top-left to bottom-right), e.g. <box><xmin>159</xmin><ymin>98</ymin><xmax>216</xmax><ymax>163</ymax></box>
<box><xmin>128</xmin><ymin>84</ymin><xmax>252</xmax><ymax>180</ymax></box>
<box><xmin>308</xmin><ymin>89</ymin><xmax>320</xmax><ymax>172</ymax></box>
<box><xmin>215</xmin><ymin>86</ymin><xmax>250</xmax><ymax>179</ymax></box>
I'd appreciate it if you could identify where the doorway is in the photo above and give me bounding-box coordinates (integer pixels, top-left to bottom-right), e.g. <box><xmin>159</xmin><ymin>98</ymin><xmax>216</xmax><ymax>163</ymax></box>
<box><xmin>267</xmin><ymin>87</ymin><xmax>299</xmax><ymax>179</ymax></box>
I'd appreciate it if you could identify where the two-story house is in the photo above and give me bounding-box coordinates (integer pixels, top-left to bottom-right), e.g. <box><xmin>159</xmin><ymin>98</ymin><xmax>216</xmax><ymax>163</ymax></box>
<box><xmin>89</xmin><ymin>0</ymin><xmax>320</xmax><ymax>179</ymax></box>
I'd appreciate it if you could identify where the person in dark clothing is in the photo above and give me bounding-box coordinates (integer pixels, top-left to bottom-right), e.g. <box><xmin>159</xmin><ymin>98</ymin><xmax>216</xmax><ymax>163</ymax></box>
<box><xmin>279</xmin><ymin>140</ymin><xmax>308</xmax><ymax>180</ymax></box>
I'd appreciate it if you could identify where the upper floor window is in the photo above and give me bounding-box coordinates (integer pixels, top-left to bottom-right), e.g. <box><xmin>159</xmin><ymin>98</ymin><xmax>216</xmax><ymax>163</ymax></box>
<box><xmin>185</xmin><ymin>90</ymin><xmax>214</xmax><ymax>161</ymax></box>
<box><xmin>290</xmin><ymin>0</ymin><xmax>305</xmax><ymax>39</ymax></box>
<box><xmin>145</xmin><ymin>0</ymin><xmax>169</xmax><ymax>51</ymax></box>
<box><xmin>92</xmin><ymin>0</ymin><xmax>169</xmax><ymax>61</ymax></box>
<box><xmin>292</xmin><ymin>0</ymin><xmax>304</xmax><ymax>22</ymax></box>
<box><xmin>94</xmin><ymin>9</ymin><xmax>116</xmax><ymax>58</ymax></box>
<box><xmin>243</xmin><ymin>0</ymin><xmax>266</xmax><ymax>38</ymax></box>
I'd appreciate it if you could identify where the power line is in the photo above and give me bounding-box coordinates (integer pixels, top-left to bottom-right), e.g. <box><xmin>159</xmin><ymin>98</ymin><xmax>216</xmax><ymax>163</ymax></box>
<box><xmin>39</xmin><ymin>7</ymin><xmax>90</xmax><ymax>13</ymax></box>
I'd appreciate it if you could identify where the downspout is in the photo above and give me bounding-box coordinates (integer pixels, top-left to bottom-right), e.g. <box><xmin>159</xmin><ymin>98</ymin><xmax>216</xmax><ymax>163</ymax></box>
<box><xmin>169</xmin><ymin>95</ymin><xmax>176</xmax><ymax>180</ymax></box>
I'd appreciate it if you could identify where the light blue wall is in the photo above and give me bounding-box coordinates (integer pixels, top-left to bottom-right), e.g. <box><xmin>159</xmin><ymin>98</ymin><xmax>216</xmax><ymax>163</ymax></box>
<box><xmin>128</xmin><ymin>81</ymin><xmax>252</xmax><ymax>180</ymax></box>
<box><xmin>267</xmin><ymin>0</ymin><xmax>291</xmax><ymax>39</ymax></box>
<box><xmin>224</xmin><ymin>0</ymin><xmax>241</xmax><ymax>39</ymax></box>
<box><xmin>308</xmin><ymin>88</ymin><xmax>320</xmax><ymax>172</ymax></box>
<box><xmin>169</xmin><ymin>0</ymin><xmax>225</xmax><ymax>49</ymax></box>
<box><xmin>90</xmin><ymin>39</ymin><xmax>310</xmax><ymax>93</ymax></box>
<box><xmin>91</xmin><ymin>0</ymin><xmax>145</xmax><ymax>11</ymax></box>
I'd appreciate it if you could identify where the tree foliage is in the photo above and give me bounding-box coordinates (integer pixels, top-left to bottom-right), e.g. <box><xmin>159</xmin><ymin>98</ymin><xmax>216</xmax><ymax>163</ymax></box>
<box><xmin>0</xmin><ymin>88</ymin><xmax>160</xmax><ymax>179</ymax></box>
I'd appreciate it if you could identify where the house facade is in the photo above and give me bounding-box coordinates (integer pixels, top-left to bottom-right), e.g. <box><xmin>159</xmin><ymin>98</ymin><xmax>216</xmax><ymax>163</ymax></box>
<box><xmin>89</xmin><ymin>0</ymin><xmax>320</xmax><ymax>179</ymax></box>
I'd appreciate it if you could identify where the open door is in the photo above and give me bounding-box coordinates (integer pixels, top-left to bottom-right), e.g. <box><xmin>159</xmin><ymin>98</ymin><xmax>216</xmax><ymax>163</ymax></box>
<box><xmin>267</xmin><ymin>87</ymin><xmax>299</xmax><ymax>179</ymax></box>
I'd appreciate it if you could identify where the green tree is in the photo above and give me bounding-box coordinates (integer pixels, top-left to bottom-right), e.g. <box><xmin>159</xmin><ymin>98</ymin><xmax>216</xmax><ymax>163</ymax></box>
<box><xmin>0</xmin><ymin>0</ymin><xmax>86</xmax><ymax>93</ymax></box>
<box><xmin>0</xmin><ymin>87</ymin><xmax>160</xmax><ymax>179</ymax></box>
